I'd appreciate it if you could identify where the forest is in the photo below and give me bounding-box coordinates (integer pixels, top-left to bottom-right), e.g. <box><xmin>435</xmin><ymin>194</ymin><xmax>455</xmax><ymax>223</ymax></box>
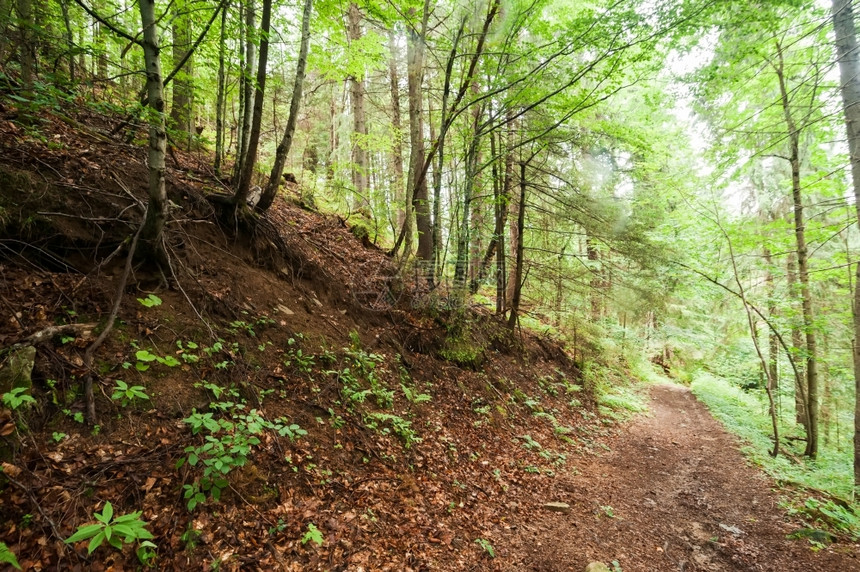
<box><xmin>1</xmin><ymin>0</ymin><xmax>860</xmax><ymax>569</ymax></box>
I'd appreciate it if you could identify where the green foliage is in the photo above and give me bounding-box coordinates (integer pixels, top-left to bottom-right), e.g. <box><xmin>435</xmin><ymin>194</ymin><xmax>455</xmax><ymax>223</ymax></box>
<box><xmin>0</xmin><ymin>542</ymin><xmax>21</xmax><ymax>570</ymax></box>
<box><xmin>363</xmin><ymin>412</ymin><xmax>420</xmax><ymax>448</ymax></box>
<box><xmin>65</xmin><ymin>502</ymin><xmax>155</xmax><ymax>561</ymax></box>
<box><xmin>178</xmin><ymin>394</ymin><xmax>307</xmax><ymax>511</ymax></box>
<box><xmin>110</xmin><ymin>380</ymin><xmax>149</xmax><ymax>407</ymax></box>
<box><xmin>301</xmin><ymin>523</ymin><xmax>324</xmax><ymax>547</ymax></box>
<box><xmin>692</xmin><ymin>373</ymin><xmax>857</xmax><ymax>499</ymax></box>
<box><xmin>136</xmin><ymin>294</ymin><xmax>162</xmax><ymax>308</ymax></box>
<box><xmin>474</xmin><ymin>537</ymin><xmax>495</xmax><ymax>558</ymax></box>
<box><xmin>2</xmin><ymin>387</ymin><xmax>35</xmax><ymax>410</ymax></box>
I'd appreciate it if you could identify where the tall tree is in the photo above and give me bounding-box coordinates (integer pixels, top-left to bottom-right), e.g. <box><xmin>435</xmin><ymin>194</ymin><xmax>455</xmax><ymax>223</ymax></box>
<box><xmin>232</xmin><ymin>0</ymin><xmax>271</xmax><ymax>206</ymax></box>
<box><xmin>256</xmin><ymin>0</ymin><xmax>313</xmax><ymax>212</ymax></box>
<box><xmin>830</xmin><ymin>0</ymin><xmax>860</xmax><ymax>487</ymax></box>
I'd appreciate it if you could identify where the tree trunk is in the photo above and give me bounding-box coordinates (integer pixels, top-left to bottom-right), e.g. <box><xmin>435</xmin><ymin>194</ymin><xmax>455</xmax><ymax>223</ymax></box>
<box><xmin>387</xmin><ymin>29</ymin><xmax>406</xmax><ymax>232</ymax></box>
<box><xmin>830</xmin><ymin>0</ymin><xmax>860</xmax><ymax>486</ymax></box>
<box><xmin>60</xmin><ymin>0</ymin><xmax>75</xmax><ymax>82</ymax></box>
<box><xmin>214</xmin><ymin>1</ymin><xmax>228</xmax><ymax>176</ymax></box>
<box><xmin>233</xmin><ymin>0</ymin><xmax>271</xmax><ymax>206</ymax></box>
<box><xmin>256</xmin><ymin>0</ymin><xmax>312</xmax><ymax>212</ymax></box>
<box><xmin>786</xmin><ymin>250</ymin><xmax>807</xmax><ymax>428</ymax></box>
<box><xmin>764</xmin><ymin>247</ymin><xmax>779</xmax><ymax>417</ymax></box>
<box><xmin>347</xmin><ymin>3</ymin><xmax>369</xmax><ymax>214</ymax></box>
<box><xmin>235</xmin><ymin>0</ymin><xmax>256</xmax><ymax>180</ymax></box>
<box><xmin>138</xmin><ymin>0</ymin><xmax>168</xmax><ymax>261</ymax></box>
<box><xmin>170</xmin><ymin>0</ymin><xmax>194</xmax><ymax>148</ymax></box>
<box><xmin>507</xmin><ymin>161</ymin><xmax>527</xmax><ymax>329</ymax></box>
<box><xmin>0</xmin><ymin>0</ymin><xmax>11</xmax><ymax>63</ymax></box>
<box><xmin>775</xmin><ymin>45</ymin><xmax>818</xmax><ymax>458</ymax></box>
<box><xmin>407</xmin><ymin>1</ymin><xmax>431</xmax><ymax>262</ymax></box>
<box><xmin>17</xmin><ymin>0</ymin><xmax>34</xmax><ymax>95</ymax></box>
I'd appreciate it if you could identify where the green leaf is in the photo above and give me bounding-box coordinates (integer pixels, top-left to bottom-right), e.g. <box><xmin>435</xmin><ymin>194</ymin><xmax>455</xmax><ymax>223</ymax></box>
<box><xmin>0</xmin><ymin>542</ymin><xmax>22</xmax><ymax>570</ymax></box>
<box><xmin>65</xmin><ymin>523</ymin><xmax>103</xmax><ymax>543</ymax></box>
<box><xmin>87</xmin><ymin>530</ymin><xmax>105</xmax><ymax>554</ymax></box>
<box><xmin>101</xmin><ymin>502</ymin><xmax>114</xmax><ymax>523</ymax></box>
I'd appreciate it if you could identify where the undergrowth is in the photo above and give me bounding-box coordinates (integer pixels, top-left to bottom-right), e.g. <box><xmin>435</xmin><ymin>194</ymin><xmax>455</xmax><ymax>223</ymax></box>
<box><xmin>691</xmin><ymin>372</ymin><xmax>859</xmax><ymax>539</ymax></box>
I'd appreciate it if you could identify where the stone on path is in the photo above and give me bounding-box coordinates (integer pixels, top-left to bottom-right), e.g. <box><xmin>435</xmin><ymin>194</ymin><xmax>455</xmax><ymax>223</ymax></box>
<box><xmin>585</xmin><ymin>563</ymin><xmax>611</xmax><ymax>572</ymax></box>
<box><xmin>542</xmin><ymin>501</ymin><xmax>571</xmax><ymax>514</ymax></box>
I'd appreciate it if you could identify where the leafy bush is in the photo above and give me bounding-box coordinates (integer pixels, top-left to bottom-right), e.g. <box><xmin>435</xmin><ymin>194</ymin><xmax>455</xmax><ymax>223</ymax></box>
<box><xmin>65</xmin><ymin>502</ymin><xmax>155</xmax><ymax>564</ymax></box>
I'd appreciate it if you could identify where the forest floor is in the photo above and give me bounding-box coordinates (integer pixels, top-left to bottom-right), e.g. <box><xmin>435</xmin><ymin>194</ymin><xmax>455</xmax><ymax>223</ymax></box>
<box><xmin>503</xmin><ymin>383</ymin><xmax>860</xmax><ymax>571</ymax></box>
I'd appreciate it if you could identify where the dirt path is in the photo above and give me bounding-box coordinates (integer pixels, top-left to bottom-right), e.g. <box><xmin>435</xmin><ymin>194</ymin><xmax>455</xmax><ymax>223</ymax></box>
<box><xmin>501</xmin><ymin>384</ymin><xmax>860</xmax><ymax>571</ymax></box>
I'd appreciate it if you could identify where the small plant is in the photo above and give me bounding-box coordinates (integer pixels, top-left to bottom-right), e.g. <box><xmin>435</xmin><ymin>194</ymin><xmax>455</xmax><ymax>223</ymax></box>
<box><xmin>2</xmin><ymin>387</ymin><xmax>35</xmax><ymax>410</ymax></box>
<box><xmin>600</xmin><ymin>505</ymin><xmax>616</xmax><ymax>518</ymax></box>
<box><xmin>65</xmin><ymin>502</ymin><xmax>155</xmax><ymax>561</ymax></box>
<box><xmin>401</xmin><ymin>383</ymin><xmax>431</xmax><ymax>404</ymax></box>
<box><xmin>475</xmin><ymin>537</ymin><xmax>495</xmax><ymax>558</ymax></box>
<box><xmin>519</xmin><ymin>434</ymin><xmax>542</xmax><ymax>451</ymax></box>
<box><xmin>137</xmin><ymin>294</ymin><xmax>162</xmax><ymax>308</ymax></box>
<box><xmin>52</xmin><ymin>432</ymin><xmax>66</xmax><ymax>443</ymax></box>
<box><xmin>0</xmin><ymin>541</ymin><xmax>21</xmax><ymax>570</ymax></box>
<box><xmin>111</xmin><ymin>380</ymin><xmax>150</xmax><ymax>407</ymax></box>
<box><xmin>301</xmin><ymin>523</ymin><xmax>324</xmax><ymax>547</ymax></box>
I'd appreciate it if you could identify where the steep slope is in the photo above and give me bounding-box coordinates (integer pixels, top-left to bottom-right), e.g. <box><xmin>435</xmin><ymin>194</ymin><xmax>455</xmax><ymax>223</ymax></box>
<box><xmin>0</xmin><ymin>100</ymin><xmax>607</xmax><ymax>571</ymax></box>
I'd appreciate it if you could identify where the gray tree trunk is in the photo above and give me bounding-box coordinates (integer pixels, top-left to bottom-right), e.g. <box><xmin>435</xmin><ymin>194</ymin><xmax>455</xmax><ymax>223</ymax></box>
<box><xmin>830</xmin><ymin>0</ymin><xmax>860</xmax><ymax>486</ymax></box>
<box><xmin>138</xmin><ymin>0</ymin><xmax>168</xmax><ymax>261</ymax></box>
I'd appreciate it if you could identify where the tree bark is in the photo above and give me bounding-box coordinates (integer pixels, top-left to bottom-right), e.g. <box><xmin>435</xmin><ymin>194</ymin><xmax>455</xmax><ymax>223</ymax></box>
<box><xmin>507</xmin><ymin>161</ymin><xmax>527</xmax><ymax>329</ymax></box>
<box><xmin>214</xmin><ymin>1</ymin><xmax>228</xmax><ymax>176</ymax></box>
<box><xmin>407</xmin><ymin>1</ymin><xmax>431</xmax><ymax>262</ymax></box>
<box><xmin>170</xmin><ymin>0</ymin><xmax>194</xmax><ymax>148</ymax></box>
<box><xmin>764</xmin><ymin>247</ymin><xmax>779</xmax><ymax>417</ymax></box>
<box><xmin>347</xmin><ymin>3</ymin><xmax>369</xmax><ymax>213</ymax></box>
<box><xmin>233</xmin><ymin>0</ymin><xmax>270</xmax><ymax>206</ymax></box>
<box><xmin>138</xmin><ymin>0</ymin><xmax>168</xmax><ymax>262</ymax></box>
<box><xmin>235</xmin><ymin>0</ymin><xmax>256</xmax><ymax>180</ymax></box>
<box><xmin>387</xmin><ymin>29</ymin><xmax>406</xmax><ymax>232</ymax></box>
<box><xmin>17</xmin><ymin>0</ymin><xmax>34</xmax><ymax>95</ymax></box>
<box><xmin>830</xmin><ymin>0</ymin><xmax>860</xmax><ymax>486</ymax></box>
<box><xmin>256</xmin><ymin>0</ymin><xmax>313</xmax><ymax>212</ymax></box>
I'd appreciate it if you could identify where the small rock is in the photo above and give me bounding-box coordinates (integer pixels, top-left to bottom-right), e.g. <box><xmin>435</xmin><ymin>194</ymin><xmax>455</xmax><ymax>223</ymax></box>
<box><xmin>543</xmin><ymin>502</ymin><xmax>571</xmax><ymax>514</ymax></box>
<box><xmin>643</xmin><ymin>498</ymin><xmax>657</xmax><ymax>509</ymax></box>
<box><xmin>585</xmin><ymin>563</ymin><xmax>611</xmax><ymax>572</ymax></box>
<box><xmin>275</xmin><ymin>304</ymin><xmax>294</xmax><ymax>315</ymax></box>
<box><xmin>719</xmin><ymin>523</ymin><xmax>744</xmax><ymax>536</ymax></box>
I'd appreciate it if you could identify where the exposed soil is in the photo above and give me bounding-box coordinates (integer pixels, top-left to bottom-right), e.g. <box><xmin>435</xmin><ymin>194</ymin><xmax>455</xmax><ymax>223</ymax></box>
<box><xmin>501</xmin><ymin>384</ymin><xmax>860</xmax><ymax>571</ymax></box>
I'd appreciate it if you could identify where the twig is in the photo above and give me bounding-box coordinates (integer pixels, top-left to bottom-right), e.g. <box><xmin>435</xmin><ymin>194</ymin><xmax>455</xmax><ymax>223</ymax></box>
<box><xmin>82</xmin><ymin>222</ymin><xmax>143</xmax><ymax>424</ymax></box>
<box><xmin>4</xmin><ymin>472</ymin><xmax>66</xmax><ymax>547</ymax></box>
<box><xmin>18</xmin><ymin>323</ymin><xmax>97</xmax><ymax>346</ymax></box>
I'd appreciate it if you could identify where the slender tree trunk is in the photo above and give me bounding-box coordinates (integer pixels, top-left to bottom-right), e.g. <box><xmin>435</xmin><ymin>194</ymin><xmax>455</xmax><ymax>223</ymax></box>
<box><xmin>233</xmin><ymin>0</ymin><xmax>270</xmax><ymax>206</ymax></box>
<box><xmin>256</xmin><ymin>0</ymin><xmax>312</xmax><ymax>212</ymax></box>
<box><xmin>764</xmin><ymin>247</ymin><xmax>779</xmax><ymax>417</ymax></box>
<box><xmin>407</xmin><ymin>1</ymin><xmax>431</xmax><ymax>262</ymax></box>
<box><xmin>214</xmin><ymin>1</ymin><xmax>228</xmax><ymax>176</ymax></box>
<box><xmin>586</xmin><ymin>236</ymin><xmax>602</xmax><ymax>321</ymax></box>
<box><xmin>138</xmin><ymin>0</ymin><xmax>168</xmax><ymax>261</ymax></box>
<box><xmin>347</xmin><ymin>3</ymin><xmax>369</xmax><ymax>213</ymax></box>
<box><xmin>775</xmin><ymin>45</ymin><xmax>818</xmax><ymax>458</ymax></box>
<box><xmin>831</xmin><ymin>0</ymin><xmax>860</xmax><ymax>486</ymax></box>
<box><xmin>786</xmin><ymin>250</ymin><xmax>808</xmax><ymax>428</ymax></box>
<box><xmin>170</xmin><ymin>0</ymin><xmax>194</xmax><ymax>148</ymax></box>
<box><xmin>453</xmin><ymin>133</ymin><xmax>481</xmax><ymax>302</ymax></box>
<box><xmin>60</xmin><ymin>0</ymin><xmax>75</xmax><ymax>82</ymax></box>
<box><xmin>17</xmin><ymin>0</ymin><xmax>34</xmax><ymax>95</ymax></box>
<box><xmin>0</xmin><ymin>0</ymin><xmax>11</xmax><ymax>63</ymax></box>
<box><xmin>507</xmin><ymin>161</ymin><xmax>527</xmax><ymax>329</ymax></box>
<box><xmin>235</xmin><ymin>0</ymin><xmax>256</xmax><ymax>180</ymax></box>
<box><xmin>388</xmin><ymin>29</ymin><xmax>406</xmax><ymax>231</ymax></box>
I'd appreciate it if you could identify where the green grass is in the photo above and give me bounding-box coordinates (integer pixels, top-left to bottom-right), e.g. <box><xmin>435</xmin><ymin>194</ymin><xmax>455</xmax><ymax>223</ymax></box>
<box><xmin>691</xmin><ymin>372</ymin><xmax>856</xmax><ymax>501</ymax></box>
